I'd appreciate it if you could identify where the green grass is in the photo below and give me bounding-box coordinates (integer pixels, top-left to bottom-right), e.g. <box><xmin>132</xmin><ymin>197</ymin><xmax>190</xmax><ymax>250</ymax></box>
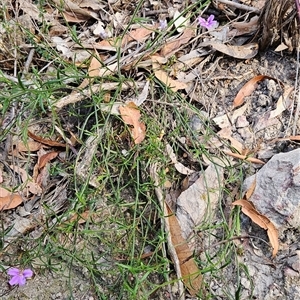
<box><xmin>0</xmin><ymin>0</ymin><xmax>255</xmax><ymax>299</ymax></box>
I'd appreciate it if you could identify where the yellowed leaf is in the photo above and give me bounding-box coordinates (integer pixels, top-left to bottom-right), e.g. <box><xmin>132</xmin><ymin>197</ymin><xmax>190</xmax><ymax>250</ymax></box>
<box><xmin>232</xmin><ymin>199</ymin><xmax>279</xmax><ymax>257</ymax></box>
<box><xmin>166</xmin><ymin>205</ymin><xmax>202</xmax><ymax>296</ymax></box>
<box><xmin>119</xmin><ymin>102</ymin><xmax>146</xmax><ymax>144</ymax></box>
<box><xmin>0</xmin><ymin>193</ymin><xmax>23</xmax><ymax>210</ymax></box>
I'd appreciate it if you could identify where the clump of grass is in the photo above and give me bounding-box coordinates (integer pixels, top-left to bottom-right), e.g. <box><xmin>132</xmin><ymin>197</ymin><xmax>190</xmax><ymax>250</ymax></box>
<box><xmin>0</xmin><ymin>0</ymin><xmax>254</xmax><ymax>299</ymax></box>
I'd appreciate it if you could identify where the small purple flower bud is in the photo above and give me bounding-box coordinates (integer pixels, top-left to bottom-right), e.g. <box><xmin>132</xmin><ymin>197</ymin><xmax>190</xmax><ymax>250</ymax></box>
<box><xmin>198</xmin><ymin>14</ymin><xmax>218</xmax><ymax>30</ymax></box>
<box><xmin>158</xmin><ymin>19</ymin><xmax>168</xmax><ymax>30</ymax></box>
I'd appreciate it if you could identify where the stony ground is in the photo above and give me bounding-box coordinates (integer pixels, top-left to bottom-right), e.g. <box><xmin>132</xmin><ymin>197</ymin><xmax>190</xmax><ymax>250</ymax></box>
<box><xmin>1</xmin><ymin>0</ymin><xmax>300</xmax><ymax>299</ymax></box>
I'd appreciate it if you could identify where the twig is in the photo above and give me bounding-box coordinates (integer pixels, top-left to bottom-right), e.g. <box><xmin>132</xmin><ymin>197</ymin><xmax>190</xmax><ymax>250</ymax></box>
<box><xmin>214</xmin><ymin>0</ymin><xmax>260</xmax><ymax>14</ymax></box>
<box><xmin>54</xmin><ymin>81</ymin><xmax>145</xmax><ymax>109</ymax></box>
<box><xmin>23</xmin><ymin>48</ymin><xmax>35</xmax><ymax>75</ymax></box>
<box><xmin>144</xmin><ymin>9</ymin><xmax>169</xmax><ymax>17</ymax></box>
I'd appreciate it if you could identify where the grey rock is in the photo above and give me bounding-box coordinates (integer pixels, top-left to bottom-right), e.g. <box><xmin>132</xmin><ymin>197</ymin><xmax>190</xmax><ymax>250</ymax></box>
<box><xmin>235</xmin><ymin>115</ymin><xmax>249</xmax><ymax>128</ymax></box>
<box><xmin>243</xmin><ymin>149</ymin><xmax>300</xmax><ymax>230</ymax></box>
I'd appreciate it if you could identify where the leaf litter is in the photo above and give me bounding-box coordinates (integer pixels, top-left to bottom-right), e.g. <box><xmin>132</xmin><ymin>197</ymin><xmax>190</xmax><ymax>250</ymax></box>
<box><xmin>1</xmin><ymin>0</ymin><xmax>300</xmax><ymax>298</ymax></box>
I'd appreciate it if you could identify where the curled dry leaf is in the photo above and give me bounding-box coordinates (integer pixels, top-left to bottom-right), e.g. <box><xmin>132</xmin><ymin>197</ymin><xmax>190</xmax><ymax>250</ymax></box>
<box><xmin>233</xmin><ymin>75</ymin><xmax>284</xmax><ymax>108</ymax></box>
<box><xmin>38</xmin><ymin>151</ymin><xmax>59</xmax><ymax>169</ymax></box>
<box><xmin>269</xmin><ymin>86</ymin><xmax>294</xmax><ymax>118</ymax></box>
<box><xmin>166</xmin><ymin>204</ymin><xmax>203</xmax><ymax>296</ymax></box>
<box><xmin>223</xmin><ymin>150</ymin><xmax>265</xmax><ymax>164</ymax></box>
<box><xmin>232</xmin><ymin>199</ymin><xmax>279</xmax><ymax>257</ymax></box>
<box><xmin>166</xmin><ymin>143</ymin><xmax>195</xmax><ymax>175</ymax></box>
<box><xmin>28</xmin><ymin>131</ymin><xmax>66</xmax><ymax>148</ymax></box>
<box><xmin>119</xmin><ymin>102</ymin><xmax>146</xmax><ymax>144</ymax></box>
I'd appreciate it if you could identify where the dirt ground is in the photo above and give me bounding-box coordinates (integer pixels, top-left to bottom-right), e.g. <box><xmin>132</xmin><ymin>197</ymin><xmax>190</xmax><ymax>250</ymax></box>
<box><xmin>1</xmin><ymin>0</ymin><xmax>300</xmax><ymax>298</ymax></box>
<box><xmin>1</xmin><ymin>48</ymin><xmax>299</xmax><ymax>300</ymax></box>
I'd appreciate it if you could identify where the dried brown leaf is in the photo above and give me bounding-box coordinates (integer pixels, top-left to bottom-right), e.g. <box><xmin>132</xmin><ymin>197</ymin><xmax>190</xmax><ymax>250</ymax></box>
<box><xmin>0</xmin><ymin>193</ymin><xmax>23</xmax><ymax>210</ymax></box>
<box><xmin>122</xmin><ymin>26</ymin><xmax>157</xmax><ymax>45</ymax></box>
<box><xmin>160</xmin><ymin>27</ymin><xmax>195</xmax><ymax>58</ymax></box>
<box><xmin>15</xmin><ymin>141</ymin><xmax>42</xmax><ymax>152</ymax></box>
<box><xmin>232</xmin><ymin>199</ymin><xmax>279</xmax><ymax>256</ymax></box>
<box><xmin>245</xmin><ymin>177</ymin><xmax>256</xmax><ymax>200</ymax></box>
<box><xmin>119</xmin><ymin>102</ymin><xmax>146</xmax><ymax>144</ymax></box>
<box><xmin>166</xmin><ymin>205</ymin><xmax>202</xmax><ymax>296</ymax></box>
<box><xmin>223</xmin><ymin>151</ymin><xmax>265</xmax><ymax>164</ymax></box>
<box><xmin>232</xmin><ymin>199</ymin><xmax>268</xmax><ymax>229</ymax></box>
<box><xmin>63</xmin><ymin>11</ymin><xmax>89</xmax><ymax>22</ymax></box>
<box><xmin>38</xmin><ymin>151</ymin><xmax>59</xmax><ymax>169</ymax></box>
<box><xmin>0</xmin><ymin>187</ymin><xmax>10</xmax><ymax>197</ymax></box>
<box><xmin>231</xmin><ymin>16</ymin><xmax>259</xmax><ymax>35</ymax></box>
<box><xmin>267</xmin><ymin>221</ymin><xmax>279</xmax><ymax>257</ymax></box>
<box><xmin>68</xmin><ymin>210</ymin><xmax>92</xmax><ymax>224</ymax></box>
<box><xmin>10</xmin><ymin>165</ymin><xmax>42</xmax><ymax>195</ymax></box>
<box><xmin>88</xmin><ymin>53</ymin><xmax>103</xmax><ymax>78</ymax></box>
<box><xmin>96</xmin><ymin>25</ymin><xmax>157</xmax><ymax>51</ymax></box>
<box><xmin>152</xmin><ymin>57</ymin><xmax>187</xmax><ymax>92</ymax></box>
<box><xmin>271</xmin><ymin>135</ymin><xmax>300</xmax><ymax>142</ymax></box>
<box><xmin>28</xmin><ymin>131</ymin><xmax>66</xmax><ymax>148</ymax></box>
<box><xmin>52</xmin><ymin>0</ymin><xmax>97</xmax><ymax>19</ymax></box>
<box><xmin>233</xmin><ymin>75</ymin><xmax>283</xmax><ymax>108</ymax></box>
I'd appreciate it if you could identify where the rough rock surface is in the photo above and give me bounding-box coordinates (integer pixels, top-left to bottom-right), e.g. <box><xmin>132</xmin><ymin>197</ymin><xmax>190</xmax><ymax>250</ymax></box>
<box><xmin>244</xmin><ymin>148</ymin><xmax>300</xmax><ymax>231</ymax></box>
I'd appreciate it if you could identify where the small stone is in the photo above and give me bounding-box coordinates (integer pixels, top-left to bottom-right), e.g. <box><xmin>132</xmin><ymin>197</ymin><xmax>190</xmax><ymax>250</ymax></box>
<box><xmin>237</xmin><ymin>127</ymin><xmax>253</xmax><ymax>141</ymax></box>
<box><xmin>236</xmin><ymin>115</ymin><xmax>249</xmax><ymax>128</ymax></box>
<box><xmin>257</xmin><ymin>94</ymin><xmax>271</xmax><ymax>107</ymax></box>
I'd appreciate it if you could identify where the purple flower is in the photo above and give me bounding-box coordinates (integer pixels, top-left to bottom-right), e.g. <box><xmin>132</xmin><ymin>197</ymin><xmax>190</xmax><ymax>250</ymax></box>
<box><xmin>158</xmin><ymin>19</ymin><xmax>168</xmax><ymax>30</ymax></box>
<box><xmin>7</xmin><ymin>268</ymin><xmax>33</xmax><ymax>286</ymax></box>
<box><xmin>198</xmin><ymin>14</ymin><xmax>218</xmax><ymax>30</ymax></box>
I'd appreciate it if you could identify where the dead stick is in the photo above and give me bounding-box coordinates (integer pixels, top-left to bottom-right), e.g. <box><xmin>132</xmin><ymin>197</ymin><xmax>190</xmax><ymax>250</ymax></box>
<box><xmin>215</xmin><ymin>0</ymin><xmax>260</xmax><ymax>14</ymax></box>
